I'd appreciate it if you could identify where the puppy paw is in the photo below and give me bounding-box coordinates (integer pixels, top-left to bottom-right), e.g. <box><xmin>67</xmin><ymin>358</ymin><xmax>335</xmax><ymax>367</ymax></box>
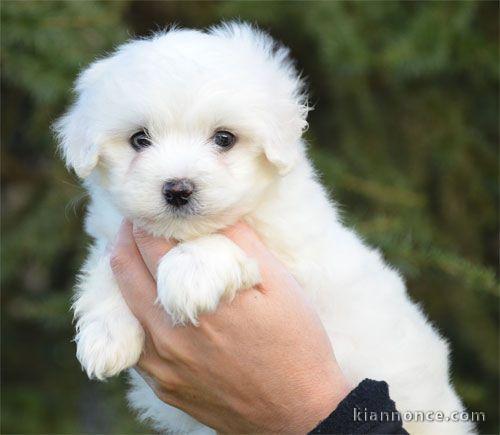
<box><xmin>156</xmin><ymin>234</ymin><xmax>260</xmax><ymax>325</ymax></box>
<box><xmin>75</xmin><ymin>314</ymin><xmax>144</xmax><ymax>380</ymax></box>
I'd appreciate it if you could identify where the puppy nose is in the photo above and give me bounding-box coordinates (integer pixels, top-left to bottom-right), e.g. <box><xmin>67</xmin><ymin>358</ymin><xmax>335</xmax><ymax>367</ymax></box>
<box><xmin>162</xmin><ymin>178</ymin><xmax>194</xmax><ymax>207</ymax></box>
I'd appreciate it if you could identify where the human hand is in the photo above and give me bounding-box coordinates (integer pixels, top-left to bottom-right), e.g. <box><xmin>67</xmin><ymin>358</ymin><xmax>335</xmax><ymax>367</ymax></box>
<box><xmin>110</xmin><ymin>221</ymin><xmax>351</xmax><ymax>433</ymax></box>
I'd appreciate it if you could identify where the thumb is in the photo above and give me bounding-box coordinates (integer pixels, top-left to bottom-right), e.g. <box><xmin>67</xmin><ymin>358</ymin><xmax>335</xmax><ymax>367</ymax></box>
<box><xmin>223</xmin><ymin>221</ymin><xmax>298</xmax><ymax>293</ymax></box>
<box><xmin>110</xmin><ymin>221</ymin><xmax>168</xmax><ymax>329</ymax></box>
<box><xmin>132</xmin><ymin>224</ymin><xmax>176</xmax><ymax>279</ymax></box>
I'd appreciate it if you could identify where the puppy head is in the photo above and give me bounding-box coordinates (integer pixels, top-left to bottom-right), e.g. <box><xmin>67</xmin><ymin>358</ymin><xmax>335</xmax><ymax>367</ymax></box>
<box><xmin>55</xmin><ymin>22</ymin><xmax>309</xmax><ymax>238</ymax></box>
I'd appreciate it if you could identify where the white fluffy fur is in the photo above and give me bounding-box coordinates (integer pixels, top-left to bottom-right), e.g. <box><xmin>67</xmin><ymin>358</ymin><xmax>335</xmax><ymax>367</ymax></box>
<box><xmin>55</xmin><ymin>23</ymin><xmax>474</xmax><ymax>434</ymax></box>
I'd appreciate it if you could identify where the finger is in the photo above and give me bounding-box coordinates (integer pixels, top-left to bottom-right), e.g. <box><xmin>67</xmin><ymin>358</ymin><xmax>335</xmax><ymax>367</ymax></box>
<box><xmin>133</xmin><ymin>224</ymin><xmax>176</xmax><ymax>279</ymax></box>
<box><xmin>135</xmin><ymin>330</ymin><xmax>168</xmax><ymax>379</ymax></box>
<box><xmin>223</xmin><ymin>221</ymin><xmax>269</xmax><ymax>259</ymax></box>
<box><xmin>223</xmin><ymin>222</ymin><xmax>296</xmax><ymax>293</ymax></box>
<box><xmin>135</xmin><ymin>332</ymin><xmax>182</xmax><ymax>404</ymax></box>
<box><xmin>111</xmin><ymin>221</ymin><xmax>167</xmax><ymax>326</ymax></box>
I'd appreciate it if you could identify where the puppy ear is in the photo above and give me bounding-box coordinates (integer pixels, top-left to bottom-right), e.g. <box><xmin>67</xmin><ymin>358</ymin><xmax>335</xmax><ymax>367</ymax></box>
<box><xmin>211</xmin><ymin>21</ymin><xmax>310</xmax><ymax>175</ymax></box>
<box><xmin>53</xmin><ymin>60</ymin><xmax>109</xmax><ymax>178</ymax></box>
<box><xmin>261</xmin><ymin>131</ymin><xmax>302</xmax><ymax>176</ymax></box>
<box><xmin>53</xmin><ymin>108</ymin><xmax>99</xmax><ymax>178</ymax></box>
<box><xmin>260</xmin><ymin>92</ymin><xmax>309</xmax><ymax>176</ymax></box>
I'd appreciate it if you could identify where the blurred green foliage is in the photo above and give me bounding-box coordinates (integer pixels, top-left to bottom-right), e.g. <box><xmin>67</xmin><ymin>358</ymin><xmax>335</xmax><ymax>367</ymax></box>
<box><xmin>1</xmin><ymin>1</ymin><xmax>498</xmax><ymax>433</ymax></box>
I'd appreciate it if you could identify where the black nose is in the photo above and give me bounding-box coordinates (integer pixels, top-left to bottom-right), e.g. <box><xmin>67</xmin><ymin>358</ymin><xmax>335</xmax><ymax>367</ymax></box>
<box><xmin>163</xmin><ymin>178</ymin><xmax>194</xmax><ymax>207</ymax></box>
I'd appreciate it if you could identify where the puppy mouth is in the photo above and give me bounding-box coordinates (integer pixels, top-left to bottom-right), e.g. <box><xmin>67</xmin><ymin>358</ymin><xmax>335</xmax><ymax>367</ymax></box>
<box><xmin>165</xmin><ymin>198</ymin><xmax>201</xmax><ymax>218</ymax></box>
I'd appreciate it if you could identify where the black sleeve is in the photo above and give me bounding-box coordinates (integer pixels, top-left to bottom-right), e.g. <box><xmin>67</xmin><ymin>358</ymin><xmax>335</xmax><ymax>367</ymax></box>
<box><xmin>309</xmin><ymin>379</ymin><xmax>409</xmax><ymax>434</ymax></box>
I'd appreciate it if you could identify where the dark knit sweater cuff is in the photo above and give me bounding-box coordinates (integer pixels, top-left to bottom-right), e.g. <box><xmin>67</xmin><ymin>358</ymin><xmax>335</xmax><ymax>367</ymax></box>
<box><xmin>309</xmin><ymin>379</ymin><xmax>408</xmax><ymax>434</ymax></box>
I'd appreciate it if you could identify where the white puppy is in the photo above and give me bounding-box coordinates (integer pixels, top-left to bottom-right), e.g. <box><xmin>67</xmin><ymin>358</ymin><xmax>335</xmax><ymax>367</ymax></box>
<box><xmin>55</xmin><ymin>22</ymin><xmax>473</xmax><ymax>434</ymax></box>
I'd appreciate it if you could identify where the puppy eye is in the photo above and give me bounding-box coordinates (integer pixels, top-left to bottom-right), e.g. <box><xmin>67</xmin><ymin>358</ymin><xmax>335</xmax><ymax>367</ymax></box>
<box><xmin>130</xmin><ymin>130</ymin><xmax>152</xmax><ymax>151</ymax></box>
<box><xmin>213</xmin><ymin>130</ymin><xmax>236</xmax><ymax>150</ymax></box>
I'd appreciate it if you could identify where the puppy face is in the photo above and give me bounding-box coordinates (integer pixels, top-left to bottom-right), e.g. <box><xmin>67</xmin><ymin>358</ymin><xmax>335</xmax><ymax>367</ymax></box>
<box><xmin>55</xmin><ymin>23</ymin><xmax>308</xmax><ymax>239</ymax></box>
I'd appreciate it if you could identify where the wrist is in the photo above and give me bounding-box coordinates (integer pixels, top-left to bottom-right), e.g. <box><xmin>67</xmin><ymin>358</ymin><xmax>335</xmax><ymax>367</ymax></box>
<box><xmin>291</xmin><ymin>366</ymin><xmax>352</xmax><ymax>433</ymax></box>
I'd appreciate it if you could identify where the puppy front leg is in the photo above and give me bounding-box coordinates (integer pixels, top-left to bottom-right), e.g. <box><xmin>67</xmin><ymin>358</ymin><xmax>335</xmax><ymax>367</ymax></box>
<box><xmin>73</xmin><ymin>247</ymin><xmax>144</xmax><ymax>380</ymax></box>
<box><xmin>157</xmin><ymin>234</ymin><xmax>260</xmax><ymax>325</ymax></box>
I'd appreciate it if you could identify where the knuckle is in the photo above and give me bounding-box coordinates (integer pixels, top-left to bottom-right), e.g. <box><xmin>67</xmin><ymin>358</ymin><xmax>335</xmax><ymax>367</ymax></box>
<box><xmin>150</xmin><ymin>334</ymin><xmax>174</xmax><ymax>361</ymax></box>
<box><xmin>156</xmin><ymin>341</ymin><xmax>175</xmax><ymax>361</ymax></box>
<box><xmin>154</xmin><ymin>338</ymin><xmax>188</xmax><ymax>368</ymax></box>
<box><xmin>155</xmin><ymin>388</ymin><xmax>179</xmax><ymax>407</ymax></box>
<box><xmin>156</xmin><ymin>372</ymin><xmax>181</xmax><ymax>396</ymax></box>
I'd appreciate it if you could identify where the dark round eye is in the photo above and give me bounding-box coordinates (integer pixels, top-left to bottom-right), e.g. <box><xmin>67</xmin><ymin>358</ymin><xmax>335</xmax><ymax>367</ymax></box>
<box><xmin>130</xmin><ymin>130</ymin><xmax>152</xmax><ymax>151</ymax></box>
<box><xmin>213</xmin><ymin>130</ymin><xmax>236</xmax><ymax>149</ymax></box>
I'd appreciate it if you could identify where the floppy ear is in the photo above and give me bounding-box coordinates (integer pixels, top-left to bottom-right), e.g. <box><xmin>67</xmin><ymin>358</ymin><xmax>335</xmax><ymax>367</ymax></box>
<box><xmin>261</xmin><ymin>128</ymin><xmax>302</xmax><ymax>176</ymax></box>
<box><xmin>260</xmin><ymin>97</ymin><xmax>309</xmax><ymax>176</ymax></box>
<box><xmin>211</xmin><ymin>21</ymin><xmax>310</xmax><ymax>175</ymax></box>
<box><xmin>53</xmin><ymin>106</ymin><xmax>99</xmax><ymax>178</ymax></box>
<box><xmin>260</xmin><ymin>56</ymin><xmax>309</xmax><ymax>175</ymax></box>
<box><xmin>53</xmin><ymin>59</ymin><xmax>110</xmax><ymax>178</ymax></box>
